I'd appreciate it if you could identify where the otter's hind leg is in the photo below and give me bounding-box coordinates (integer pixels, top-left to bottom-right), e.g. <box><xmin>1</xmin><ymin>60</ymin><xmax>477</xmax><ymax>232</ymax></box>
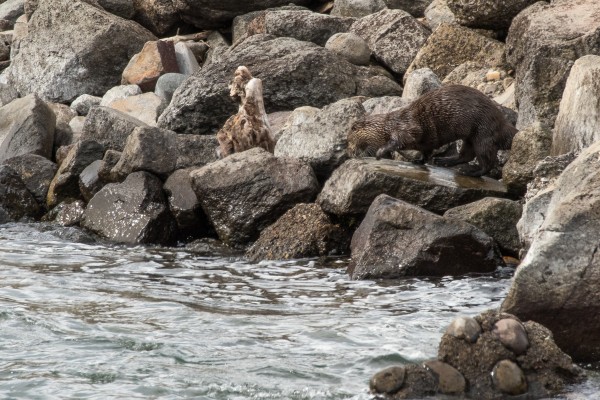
<box><xmin>433</xmin><ymin>141</ymin><xmax>475</xmax><ymax>167</ymax></box>
<box><xmin>460</xmin><ymin>138</ymin><xmax>496</xmax><ymax>177</ymax></box>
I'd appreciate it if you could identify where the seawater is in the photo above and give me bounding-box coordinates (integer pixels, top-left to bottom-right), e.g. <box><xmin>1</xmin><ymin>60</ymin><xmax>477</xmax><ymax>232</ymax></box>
<box><xmin>0</xmin><ymin>223</ymin><xmax>597</xmax><ymax>400</ymax></box>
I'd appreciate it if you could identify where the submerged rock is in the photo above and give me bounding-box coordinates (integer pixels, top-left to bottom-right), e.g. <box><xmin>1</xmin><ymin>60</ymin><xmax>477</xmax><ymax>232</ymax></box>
<box><xmin>318</xmin><ymin>158</ymin><xmax>509</xmax><ymax>216</ymax></box>
<box><xmin>348</xmin><ymin>194</ymin><xmax>502</xmax><ymax>279</ymax></box>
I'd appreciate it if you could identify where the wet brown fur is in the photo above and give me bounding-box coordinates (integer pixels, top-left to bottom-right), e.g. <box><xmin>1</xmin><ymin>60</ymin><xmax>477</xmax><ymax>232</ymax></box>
<box><xmin>347</xmin><ymin>85</ymin><xmax>517</xmax><ymax>177</ymax></box>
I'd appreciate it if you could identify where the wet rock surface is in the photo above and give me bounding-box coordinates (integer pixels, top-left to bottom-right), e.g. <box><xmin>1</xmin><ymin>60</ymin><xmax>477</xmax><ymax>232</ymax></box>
<box><xmin>190</xmin><ymin>148</ymin><xmax>319</xmax><ymax>246</ymax></box>
<box><xmin>3</xmin><ymin>154</ymin><xmax>57</xmax><ymax>207</ymax></box>
<box><xmin>348</xmin><ymin>194</ymin><xmax>502</xmax><ymax>279</ymax></box>
<box><xmin>0</xmin><ymin>164</ymin><xmax>40</xmax><ymax>223</ymax></box>
<box><xmin>81</xmin><ymin>171</ymin><xmax>175</xmax><ymax>244</ymax></box>
<box><xmin>371</xmin><ymin>309</ymin><xmax>582</xmax><ymax>400</ymax></box>
<box><xmin>318</xmin><ymin>158</ymin><xmax>509</xmax><ymax>216</ymax></box>
<box><xmin>246</xmin><ymin>203</ymin><xmax>349</xmax><ymax>261</ymax></box>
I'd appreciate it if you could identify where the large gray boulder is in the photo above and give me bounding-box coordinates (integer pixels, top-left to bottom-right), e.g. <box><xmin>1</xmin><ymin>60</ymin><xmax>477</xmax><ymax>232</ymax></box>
<box><xmin>0</xmin><ymin>94</ymin><xmax>56</xmax><ymax>163</ymax></box>
<box><xmin>132</xmin><ymin>0</ymin><xmax>180</xmax><ymax>36</ymax></box>
<box><xmin>317</xmin><ymin>158</ymin><xmax>509</xmax><ymax>216</ymax></box>
<box><xmin>325</xmin><ymin>32</ymin><xmax>371</xmax><ymax>66</ymax></box>
<box><xmin>274</xmin><ymin>98</ymin><xmax>366</xmax><ymax>180</ymax></box>
<box><xmin>424</xmin><ymin>0</ymin><xmax>456</xmax><ymax>30</ymax></box>
<box><xmin>158</xmin><ymin>34</ymin><xmax>400</xmax><ymax>135</ymax></box>
<box><xmin>406</xmin><ymin>23</ymin><xmax>505</xmax><ymax>81</ymax></box>
<box><xmin>502</xmin><ymin>140</ymin><xmax>600</xmax><ymax>361</ymax></box>
<box><xmin>552</xmin><ymin>55</ymin><xmax>600</xmax><ymax>156</ymax></box>
<box><xmin>446</xmin><ymin>0</ymin><xmax>537</xmax><ymax>31</ymax></box>
<box><xmin>401</xmin><ymin>67</ymin><xmax>442</xmax><ymax>102</ymax></box>
<box><xmin>0</xmin><ymin>164</ymin><xmax>40</xmax><ymax>223</ymax></box>
<box><xmin>444</xmin><ymin>197</ymin><xmax>522</xmax><ymax>256</ymax></box>
<box><xmin>384</xmin><ymin>0</ymin><xmax>432</xmax><ymax>17</ymax></box>
<box><xmin>82</xmin><ymin>171</ymin><xmax>175</xmax><ymax>244</ymax></box>
<box><xmin>0</xmin><ymin>83</ymin><xmax>19</xmax><ymax>107</ymax></box>
<box><xmin>177</xmin><ymin>0</ymin><xmax>313</xmax><ymax>29</ymax></box>
<box><xmin>502</xmin><ymin>123</ymin><xmax>552</xmax><ymax>196</ymax></box>
<box><xmin>5</xmin><ymin>0</ymin><xmax>156</xmax><ymax>103</ymax></box>
<box><xmin>3</xmin><ymin>154</ymin><xmax>57</xmax><ymax>206</ymax></box>
<box><xmin>190</xmin><ymin>148</ymin><xmax>319</xmax><ymax>246</ymax></box>
<box><xmin>241</xmin><ymin>9</ymin><xmax>355</xmax><ymax>47</ymax></box>
<box><xmin>0</xmin><ymin>0</ymin><xmax>24</xmax><ymax>24</ymax></box>
<box><xmin>350</xmin><ymin>9</ymin><xmax>430</xmax><ymax>76</ymax></box>
<box><xmin>506</xmin><ymin>0</ymin><xmax>600</xmax><ymax>129</ymax></box>
<box><xmin>348</xmin><ymin>194</ymin><xmax>502</xmax><ymax>279</ymax></box>
<box><xmin>80</xmin><ymin>106</ymin><xmax>148</xmax><ymax>152</ymax></box>
<box><xmin>110</xmin><ymin>126</ymin><xmax>177</xmax><ymax>180</ymax></box>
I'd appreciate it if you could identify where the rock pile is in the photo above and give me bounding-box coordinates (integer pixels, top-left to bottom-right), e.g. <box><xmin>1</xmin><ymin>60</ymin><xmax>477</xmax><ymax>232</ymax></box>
<box><xmin>1</xmin><ymin>0</ymin><xmax>600</xmax><ymax>389</ymax></box>
<box><xmin>370</xmin><ymin>310</ymin><xmax>582</xmax><ymax>399</ymax></box>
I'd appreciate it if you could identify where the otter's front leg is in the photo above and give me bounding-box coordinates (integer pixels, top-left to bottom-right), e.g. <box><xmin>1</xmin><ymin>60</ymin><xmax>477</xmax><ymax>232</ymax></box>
<box><xmin>375</xmin><ymin>139</ymin><xmax>400</xmax><ymax>160</ymax></box>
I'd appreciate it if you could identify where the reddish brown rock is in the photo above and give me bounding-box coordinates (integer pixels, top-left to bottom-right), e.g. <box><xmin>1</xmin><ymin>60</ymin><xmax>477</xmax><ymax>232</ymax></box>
<box><xmin>121</xmin><ymin>40</ymin><xmax>179</xmax><ymax>92</ymax></box>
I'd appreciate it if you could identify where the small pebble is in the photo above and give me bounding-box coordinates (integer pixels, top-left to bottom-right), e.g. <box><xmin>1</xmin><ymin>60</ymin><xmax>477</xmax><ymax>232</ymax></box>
<box><xmin>492</xmin><ymin>359</ymin><xmax>527</xmax><ymax>395</ymax></box>
<box><xmin>370</xmin><ymin>366</ymin><xmax>406</xmax><ymax>394</ymax></box>
<box><xmin>493</xmin><ymin>318</ymin><xmax>529</xmax><ymax>355</ymax></box>
<box><xmin>446</xmin><ymin>316</ymin><xmax>481</xmax><ymax>343</ymax></box>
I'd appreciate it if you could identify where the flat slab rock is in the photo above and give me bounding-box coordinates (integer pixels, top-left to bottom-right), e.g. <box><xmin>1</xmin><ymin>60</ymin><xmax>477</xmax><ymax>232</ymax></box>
<box><xmin>318</xmin><ymin>158</ymin><xmax>509</xmax><ymax>216</ymax></box>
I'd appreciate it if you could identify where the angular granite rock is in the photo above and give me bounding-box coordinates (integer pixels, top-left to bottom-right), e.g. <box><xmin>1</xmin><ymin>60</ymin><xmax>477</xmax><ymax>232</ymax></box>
<box><xmin>80</xmin><ymin>106</ymin><xmax>148</xmax><ymax>152</ymax></box>
<box><xmin>348</xmin><ymin>194</ymin><xmax>502</xmax><ymax>279</ymax></box>
<box><xmin>444</xmin><ymin>197</ymin><xmax>522</xmax><ymax>256</ymax></box>
<box><xmin>190</xmin><ymin>147</ymin><xmax>319</xmax><ymax>246</ymax></box>
<box><xmin>350</xmin><ymin>9</ymin><xmax>430</xmax><ymax>76</ymax></box>
<box><xmin>503</xmin><ymin>140</ymin><xmax>600</xmax><ymax>361</ymax></box>
<box><xmin>3</xmin><ymin>154</ymin><xmax>57</xmax><ymax>206</ymax></box>
<box><xmin>274</xmin><ymin>98</ymin><xmax>366</xmax><ymax>180</ymax></box>
<box><xmin>5</xmin><ymin>0</ymin><xmax>156</xmax><ymax>103</ymax></box>
<box><xmin>317</xmin><ymin>158</ymin><xmax>509</xmax><ymax>216</ymax></box>
<box><xmin>406</xmin><ymin>23</ymin><xmax>505</xmax><ymax>81</ymax></box>
<box><xmin>158</xmin><ymin>34</ymin><xmax>399</xmax><ymax>135</ymax></box>
<box><xmin>0</xmin><ymin>164</ymin><xmax>40</xmax><ymax>223</ymax></box>
<box><xmin>82</xmin><ymin>171</ymin><xmax>175</xmax><ymax>244</ymax></box>
<box><xmin>552</xmin><ymin>55</ymin><xmax>600</xmax><ymax>155</ymax></box>
<box><xmin>0</xmin><ymin>94</ymin><xmax>56</xmax><ymax>163</ymax></box>
<box><xmin>506</xmin><ymin>0</ymin><xmax>600</xmax><ymax>129</ymax></box>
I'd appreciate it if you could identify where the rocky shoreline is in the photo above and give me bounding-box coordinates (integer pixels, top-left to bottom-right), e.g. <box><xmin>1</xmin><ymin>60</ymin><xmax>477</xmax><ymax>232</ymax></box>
<box><xmin>0</xmin><ymin>0</ymin><xmax>599</xmax><ymax>398</ymax></box>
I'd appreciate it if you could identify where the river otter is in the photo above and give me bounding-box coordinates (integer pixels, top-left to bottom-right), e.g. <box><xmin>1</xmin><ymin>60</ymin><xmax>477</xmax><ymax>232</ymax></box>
<box><xmin>347</xmin><ymin>85</ymin><xmax>517</xmax><ymax>177</ymax></box>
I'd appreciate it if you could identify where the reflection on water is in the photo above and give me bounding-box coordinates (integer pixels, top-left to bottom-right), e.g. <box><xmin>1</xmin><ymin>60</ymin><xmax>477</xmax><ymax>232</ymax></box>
<box><xmin>0</xmin><ymin>223</ymin><xmax>596</xmax><ymax>399</ymax></box>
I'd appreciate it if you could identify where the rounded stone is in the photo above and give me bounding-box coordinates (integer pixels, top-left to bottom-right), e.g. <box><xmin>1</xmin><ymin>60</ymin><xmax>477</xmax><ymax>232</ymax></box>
<box><xmin>423</xmin><ymin>360</ymin><xmax>466</xmax><ymax>394</ymax></box>
<box><xmin>325</xmin><ymin>32</ymin><xmax>371</xmax><ymax>66</ymax></box>
<box><xmin>446</xmin><ymin>316</ymin><xmax>481</xmax><ymax>343</ymax></box>
<box><xmin>493</xmin><ymin>318</ymin><xmax>529</xmax><ymax>355</ymax></box>
<box><xmin>492</xmin><ymin>359</ymin><xmax>527</xmax><ymax>395</ymax></box>
<box><xmin>70</xmin><ymin>94</ymin><xmax>102</xmax><ymax>116</ymax></box>
<box><xmin>155</xmin><ymin>73</ymin><xmax>187</xmax><ymax>104</ymax></box>
<box><xmin>369</xmin><ymin>366</ymin><xmax>406</xmax><ymax>394</ymax></box>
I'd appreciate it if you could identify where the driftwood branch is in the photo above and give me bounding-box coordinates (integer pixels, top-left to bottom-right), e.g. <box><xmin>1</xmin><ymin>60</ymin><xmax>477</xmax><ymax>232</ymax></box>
<box><xmin>217</xmin><ymin>66</ymin><xmax>275</xmax><ymax>158</ymax></box>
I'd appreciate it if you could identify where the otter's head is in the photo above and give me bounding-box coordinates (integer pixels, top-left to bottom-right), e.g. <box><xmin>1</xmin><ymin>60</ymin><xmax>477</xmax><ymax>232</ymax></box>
<box><xmin>347</xmin><ymin>116</ymin><xmax>388</xmax><ymax>157</ymax></box>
